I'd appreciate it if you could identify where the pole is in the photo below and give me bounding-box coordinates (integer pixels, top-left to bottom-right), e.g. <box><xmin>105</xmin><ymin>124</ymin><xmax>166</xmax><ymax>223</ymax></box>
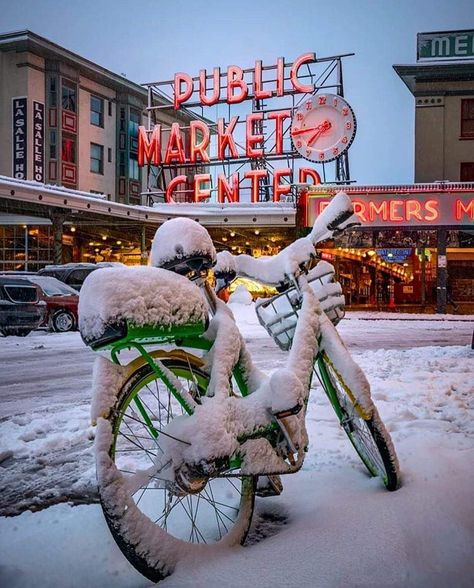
<box><xmin>140</xmin><ymin>225</ymin><xmax>148</xmax><ymax>266</ymax></box>
<box><xmin>24</xmin><ymin>226</ymin><xmax>28</xmax><ymax>271</ymax></box>
<box><xmin>436</xmin><ymin>228</ymin><xmax>447</xmax><ymax>314</ymax></box>
<box><xmin>50</xmin><ymin>209</ymin><xmax>66</xmax><ymax>265</ymax></box>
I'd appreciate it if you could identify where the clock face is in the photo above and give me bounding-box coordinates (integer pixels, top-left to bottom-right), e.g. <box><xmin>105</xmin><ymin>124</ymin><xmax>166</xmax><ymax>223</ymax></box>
<box><xmin>291</xmin><ymin>93</ymin><xmax>357</xmax><ymax>163</ymax></box>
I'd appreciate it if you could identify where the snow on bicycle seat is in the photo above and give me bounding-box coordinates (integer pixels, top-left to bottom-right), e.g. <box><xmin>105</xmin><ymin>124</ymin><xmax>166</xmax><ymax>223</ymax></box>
<box><xmin>78</xmin><ymin>266</ymin><xmax>207</xmax><ymax>347</ymax></box>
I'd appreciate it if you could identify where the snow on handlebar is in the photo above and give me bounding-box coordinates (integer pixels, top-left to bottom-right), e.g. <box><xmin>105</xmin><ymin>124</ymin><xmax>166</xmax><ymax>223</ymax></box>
<box><xmin>214</xmin><ymin>191</ymin><xmax>360</xmax><ymax>287</ymax></box>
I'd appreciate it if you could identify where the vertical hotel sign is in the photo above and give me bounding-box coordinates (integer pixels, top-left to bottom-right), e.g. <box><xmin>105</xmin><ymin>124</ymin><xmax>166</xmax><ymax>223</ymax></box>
<box><xmin>33</xmin><ymin>101</ymin><xmax>45</xmax><ymax>183</ymax></box>
<box><xmin>12</xmin><ymin>97</ymin><xmax>27</xmax><ymax>179</ymax></box>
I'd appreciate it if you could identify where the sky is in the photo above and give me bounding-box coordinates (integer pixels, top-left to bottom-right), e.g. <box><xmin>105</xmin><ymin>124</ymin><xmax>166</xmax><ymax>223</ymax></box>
<box><xmin>1</xmin><ymin>0</ymin><xmax>473</xmax><ymax>185</ymax></box>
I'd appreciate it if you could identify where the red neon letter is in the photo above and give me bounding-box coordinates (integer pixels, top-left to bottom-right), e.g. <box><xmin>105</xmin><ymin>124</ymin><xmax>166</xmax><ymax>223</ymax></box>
<box><xmin>389</xmin><ymin>200</ymin><xmax>404</xmax><ymax>221</ymax></box>
<box><xmin>405</xmin><ymin>200</ymin><xmax>423</xmax><ymax>221</ymax></box>
<box><xmin>199</xmin><ymin>68</ymin><xmax>220</xmax><ymax>106</ymax></box>
<box><xmin>190</xmin><ymin>121</ymin><xmax>210</xmax><ymax>163</ymax></box>
<box><xmin>246</xmin><ymin>113</ymin><xmax>264</xmax><ymax>158</ymax></box>
<box><xmin>298</xmin><ymin>167</ymin><xmax>321</xmax><ymax>185</ymax></box>
<box><xmin>273</xmin><ymin>168</ymin><xmax>292</xmax><ymax>202</ymax></box>
<box><xmin>268</xmin><ymin>110</ymin><xmax>291</xmax><ymax>155</ymax></box>
<box><xmin>174</xmin><ymin>72</ymin><xmax>193</xmax><ymax>109</ymax></box>
<box><xmin>244</xmin><ymin>170</ymin><xmax>267</xmax><ymax>203</ymax></box>
<box><xmin>194</xmin><ymin>174</ymin><xmax>211</xmax><ymax>202</ymax></box>
<box><xmin>218</xmin><ymin>173</ymin><xmax>240</xmax><ymax>203</ymax></box>
<box><xmin>254</xmin><ymin>60</ymin><xmax>272</xmax><ymax>100</ymax></box>
<box><xmin>424</xmin><ymin>199</ymin><xmax>439</xmax><ymax>222</ymax></box>
<box><xmin>138</xmin><ymin>125</ymin><xmax>161</xmax><ymax>166</ymax></box>
<box><xmin>227</xmin><ymin>65</ymin><xmax>248</xmax><ymax>104</ymax></box>
<box><xmin>353</xmin><ymin>200</ymin><xmax>367</xmax><ymax>222</ymax></box>
<box><xmin>368</xmin><ymin>201</ymin><xmax>388</xmax><ymax>222</ymax></box>
<box><xmin>164</xmin><ymin>123</ymin><xmax>186</xmax><ymax>164</ymax></box>
<box><xmin>165</xmin><ymin>175</ymin><xmax>186</xmax><ymax>203</ymax></box>
<box><xmin>290</xmin><ymin>52</ymin><xmax>316</xmax><ymax>94</ymax></box>
<box><xmin>455</xmin><ymin>199</ymin><xmax>474</xmax><ymax>221</ymax></box>
<box><xmin>276</xmin><ymin>57</ymin><xmax>285</xmax><ymax>96</ymax></box>
<box><xmin>217</xmin><ymin>117</ymin><xmax>239</xmax><ymax>159</ymax></box>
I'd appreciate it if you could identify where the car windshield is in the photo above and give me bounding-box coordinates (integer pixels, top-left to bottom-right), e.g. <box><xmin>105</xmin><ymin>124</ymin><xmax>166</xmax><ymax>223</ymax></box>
<box><xmin>26</xmin><ymin>276</ymin><xmax>79</xmax><ymax>296</ymax></box>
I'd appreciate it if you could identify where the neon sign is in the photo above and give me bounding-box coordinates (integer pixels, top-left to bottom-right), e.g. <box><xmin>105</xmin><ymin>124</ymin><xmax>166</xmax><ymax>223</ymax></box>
<box><xmin>138</xmin><ymin>53</ymin><xmax>345</xmax><ymax>203</ymax></box>
<box><xmin>305</xmin><ymin>192</ymin><xmax>474</xmax><ymax>227</ymax></box>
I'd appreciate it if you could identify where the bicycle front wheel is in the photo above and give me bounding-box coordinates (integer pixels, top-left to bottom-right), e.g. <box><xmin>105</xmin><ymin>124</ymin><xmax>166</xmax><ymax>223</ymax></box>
<box><xmin>96</xmin><ymin>354</ymin><xmax>255</xmax><ymax>583</ymax></box>
<box><xmin>318</xmin><ymin>352</ymin><xmax>400</xmax><ymax>491</ymax></box>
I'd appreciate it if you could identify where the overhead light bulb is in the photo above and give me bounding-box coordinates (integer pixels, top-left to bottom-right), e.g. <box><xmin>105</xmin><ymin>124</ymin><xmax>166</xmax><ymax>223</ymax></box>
<box><xmin>230</xmin><ymin>231</ymin><xmax>236</xmax><ymax>237</ymax></box>
<box><xmin>70</xmin><ymin>226</ymin><xmax>76</xmax><ymax>232</ymax></box>
<box><xmin>254</xmin><ymin>230</ymin><xmax>260</xmax><ymax>235</ymax></box>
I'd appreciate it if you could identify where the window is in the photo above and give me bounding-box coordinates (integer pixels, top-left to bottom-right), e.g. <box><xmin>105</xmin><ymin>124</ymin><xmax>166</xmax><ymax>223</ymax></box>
<box><xmin>48</xmin><ymin>76</ymin><xmax>57</xmax><ymax>107</ymax></box>
<box><xmin>108</xmin><ymin>147</ymin><xmax>112</xmax><ymax>163</ymax></box>
<box><xmin>62</xmin><ymin>136</ymin><xmax>76</xmax><ymax>163</ymax></box>
<box><xmin>128</xmin><ymin>109</ymin><xmax>140</xmax><ymax>138</ymax></box>
<box><xmin>108</xmin><ymin>101</ymin><xmax>112</xmax><ymax>116</ymax></box>
<box><xmin>62</xmin><ymin>79</ymin><xmax>76</xmax><ymax>112</ymax></box>
<box><xmin>90</xmin><ymin>143</ymin><xmax>104</xmax><ymax>174</ymax></box>
<box><xmin>461</xmin><ymin>99</ymin><xmax>474</xmax><ymax>138</ymax></box>
<box><xmin>49</xmin><ymin>130</ymin><xmax>57</xmax><ymax>159</ymax></box>
<box><xmin>90</xmin><ymin>96</ymin><xmax>104</xmax><ymax>127</ymax></box>
<box><xmin>119</xmin><ymin>152</ymin><xmax>126</xmax><ymax>177</ymax></box>
<box><xmin>460</xmin><ymin>162</ymin><xmax>474</xmax><ymax>181</ymax></box>
<box><xmin>129</xmin><ymin>152</ymin><xmax>139</xmax><ymax>180</ymax></box>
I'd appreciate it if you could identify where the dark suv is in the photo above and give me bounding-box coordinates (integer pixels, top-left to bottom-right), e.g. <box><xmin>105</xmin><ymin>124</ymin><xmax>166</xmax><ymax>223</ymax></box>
<box><xmin>38</xmin><ymin>263</ymin><xmax>105</xmax><ymax>291</ymax></box>
<box><xmin>0</xmin><ymin>277</ymin><xmax>46</xmax><ymax>336</ymax></box>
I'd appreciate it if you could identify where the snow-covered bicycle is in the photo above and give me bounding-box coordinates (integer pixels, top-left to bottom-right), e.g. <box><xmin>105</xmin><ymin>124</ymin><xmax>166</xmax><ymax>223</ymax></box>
<box><xmin>79</xmin><ymin>192</ymin><xmax>400</xmax><ymax>583</ymax></box>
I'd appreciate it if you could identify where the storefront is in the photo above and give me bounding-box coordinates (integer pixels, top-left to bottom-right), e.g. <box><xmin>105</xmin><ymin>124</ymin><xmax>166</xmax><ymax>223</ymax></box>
<box><xmin>301</xmin><ymin>184</ymin><xmax>474</xmax><ymax>312</ymax></box>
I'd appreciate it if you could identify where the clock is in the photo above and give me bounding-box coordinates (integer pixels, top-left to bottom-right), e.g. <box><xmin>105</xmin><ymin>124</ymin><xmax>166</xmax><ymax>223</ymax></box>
<box><xmin>291</xmin><ymin>93</ymin><xmax>356</xmax><ymax>163</ymax></box>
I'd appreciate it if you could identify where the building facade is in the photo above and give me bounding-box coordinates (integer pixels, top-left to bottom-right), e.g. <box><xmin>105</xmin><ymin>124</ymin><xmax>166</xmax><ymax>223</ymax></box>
<box><xmin>394</xmin><ymin>29</ymin><xmax>474</xmax><ymax>183</ymax></box>
<box><xmin>0</xmin><ymin>30</ymin><xmax>192</xmax><ymax>205</ymax></box>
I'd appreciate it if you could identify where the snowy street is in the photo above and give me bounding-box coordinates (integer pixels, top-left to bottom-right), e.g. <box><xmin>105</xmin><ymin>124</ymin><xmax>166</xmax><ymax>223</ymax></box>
<box><xmin>1</xmin><ymin>306</ymin><xmax>473</xmax><ymax>587</ymax></box>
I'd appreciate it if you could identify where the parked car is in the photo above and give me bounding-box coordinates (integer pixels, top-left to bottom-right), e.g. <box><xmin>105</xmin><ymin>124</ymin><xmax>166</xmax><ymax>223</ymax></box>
<box><xmin>23</xmin><ymin>275</ymin><xmax>79</xmax><ymax>332</ymax></box>
<box><xmin>0</xmin><ymin>277</ymin><xmax>46</xmax><ymax>337</ymax></box>
<box><xmin>37</xmin><ymin>263</ymin><xmax>100</xmax><ymax>291</ymax></box>
<box><xmin>37</xmin><ymin>262</ymin><xmax>122</xmax><ymax>291</ymax></box>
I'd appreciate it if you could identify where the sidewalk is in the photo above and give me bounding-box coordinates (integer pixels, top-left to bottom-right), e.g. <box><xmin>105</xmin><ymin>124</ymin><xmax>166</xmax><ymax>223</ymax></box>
<box><xmin>345</xmin><ymin>311</ymin><xmax>474</xmax><ymax>321</ymax></box>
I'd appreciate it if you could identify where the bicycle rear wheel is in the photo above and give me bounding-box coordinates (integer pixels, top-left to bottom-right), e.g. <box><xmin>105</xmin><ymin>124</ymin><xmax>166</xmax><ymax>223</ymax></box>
<box><xmin>96</xmin><ymin>354</ymin><xmax>255</xmax><ymax>583</ymax></box>
<box><xmin>317</xmin><ymin>353</ymin><xmax>400</xmax><ymax>491</ymax></box>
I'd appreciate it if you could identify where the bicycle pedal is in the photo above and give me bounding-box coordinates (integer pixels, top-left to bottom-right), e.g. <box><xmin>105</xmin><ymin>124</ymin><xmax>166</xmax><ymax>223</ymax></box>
<box><xmin>256</xmin><ymin>475</ymin><xmax>283</xmax><ymax>497</ymax></box>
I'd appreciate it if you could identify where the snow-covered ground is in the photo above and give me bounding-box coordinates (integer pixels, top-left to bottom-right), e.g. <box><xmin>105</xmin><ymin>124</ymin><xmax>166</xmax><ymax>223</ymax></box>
<box><xmin>1</xmin><ymin>306</ymin><xmax>473</xmax><ymax>587</ymax></box>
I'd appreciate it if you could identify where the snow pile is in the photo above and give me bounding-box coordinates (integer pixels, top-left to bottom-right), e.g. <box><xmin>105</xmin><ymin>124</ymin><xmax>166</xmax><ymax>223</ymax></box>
<box><xmin>78</xmin><ymin>266</ymin><xmax>207</xmax><ymax>342</ymax></box>
<box><xmin>150</xmin><ymin>218</ymin><xmax>216</xmax><ymax>268</ymax></box>
<box><xmin>214</xmin><ymin>250</ymin><xmax>237</xmax><ymax>275</ymax></box>
<box><xmin>229</xmin><ymin>284</ymin><xmax>253</xmax><ymax>305</ymax></box>
<box><xmin>90</xmin><ymin>356</ymin><xmax>127</xmax><ymax>424</ymax></box>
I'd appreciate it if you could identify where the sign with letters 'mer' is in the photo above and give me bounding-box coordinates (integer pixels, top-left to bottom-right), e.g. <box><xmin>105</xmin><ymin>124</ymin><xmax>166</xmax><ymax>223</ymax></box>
<box><xmin>417</xmin><ymin>30</ymin><xmax>474</xmax><ymax>61</ymax></box>
<box><xmin>12</xmin><ymin>97</ymin><xmax>27</xmax><ymax>180</ymax></box>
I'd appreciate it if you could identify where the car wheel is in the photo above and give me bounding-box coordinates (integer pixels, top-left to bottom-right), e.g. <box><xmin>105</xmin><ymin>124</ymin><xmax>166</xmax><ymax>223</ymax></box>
<box><xmin>52</xmin><ymin>310</ymin><xmax>75</xmax><ymax>333</ymax></box>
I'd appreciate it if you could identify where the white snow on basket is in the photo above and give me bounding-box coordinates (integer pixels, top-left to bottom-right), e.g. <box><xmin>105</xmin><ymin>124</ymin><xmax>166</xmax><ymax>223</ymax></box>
<box><xmin>235</xmin><ymin>237</ymin><xmax>315</xmax><ymax>285</ymax></box>
<box><xmin>150</xmin><ymin>218</ymin><xmax>216</xmax><ymax>267</ymax></box>
<box><xmin>79</xmin><ymin>266</ymin><xmax>207</xmax><ymax>341</ymax></box>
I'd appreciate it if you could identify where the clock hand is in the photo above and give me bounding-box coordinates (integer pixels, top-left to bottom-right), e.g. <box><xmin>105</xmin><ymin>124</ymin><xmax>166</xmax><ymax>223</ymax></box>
<box><xmin>307</xmin><ymin>120</ymin><xmax>332</xmax><ymax>146</ymax></box>
<box><xmin>291</xmin><ymin>125</ymin><xmax>322</xmax><ymax>137</ymax></box>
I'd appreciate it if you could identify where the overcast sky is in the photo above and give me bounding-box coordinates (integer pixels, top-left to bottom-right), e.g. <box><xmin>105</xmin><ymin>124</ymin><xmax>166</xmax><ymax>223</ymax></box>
<box><xmin>1</xmin><ymin>0</ymin><xmax>472</xmax><ymax>184</ymax></box>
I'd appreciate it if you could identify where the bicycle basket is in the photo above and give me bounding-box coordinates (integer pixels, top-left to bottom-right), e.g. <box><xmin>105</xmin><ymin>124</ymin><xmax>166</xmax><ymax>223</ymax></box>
<box><xmin>255</xmin><ymin>264</ymin><xmax>345</xmax><ymax>351</ymax></box>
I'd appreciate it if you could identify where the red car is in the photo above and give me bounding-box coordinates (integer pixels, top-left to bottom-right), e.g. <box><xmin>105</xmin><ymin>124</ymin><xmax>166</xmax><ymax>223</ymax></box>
<box><xmin>5</xmin><ymin>274</ymin><xmax>79</xmax><ymax>332</ymax></box>
<box><xmin>26</xmin><ymin>275</ymin><xmax>79</xmax><ymax>332</ymax></box>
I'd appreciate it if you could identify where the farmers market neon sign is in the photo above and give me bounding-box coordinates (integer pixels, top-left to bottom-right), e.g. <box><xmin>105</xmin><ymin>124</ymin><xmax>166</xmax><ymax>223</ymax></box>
<box><xmin>138</xmin><ymin>54</ymin><xmax>323</xmax><ymax>203</ymax></box>
<box><xmin>305</xmin><ymin>192</ymin><xmax>474</xmax><ymax>227</ymax></box>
